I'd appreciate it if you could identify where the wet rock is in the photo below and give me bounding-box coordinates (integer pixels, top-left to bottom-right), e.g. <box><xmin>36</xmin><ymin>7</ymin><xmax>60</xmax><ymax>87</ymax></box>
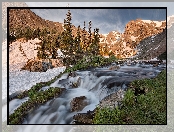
<box><xmin>72</xmin><ymin>77</ymin><xmax>81</xmax><ymax>88</ymax></box>
<box><xmin>70</xmin><ymin>96</ymin><xmax>89</xmax><ymax>112</ymax></box>
<box><xmin>153</xmin><ymin>63</ymin><xmax>159</xmax><ymax>67</ymax></box>
<box><xmin>73</xmin><ymin>110</ymin><xmax>95</xmax><ymax>124</ymax></box>
<box><xmin>103</xmin><ymin>77</ymin><xmax>133</xmax><ymax>89</ymax></box>
<box><xmin>58</xmin><ymin>79</ymin><xmax>69</xmax><ymax>85</ymax></box>
<box><xmin>98</xmin><ymin>89</ymin><xmax>125</xmax><ymax>109</ymax></box>
<box><xmin>68</xmin><ymin>71</ymin><xmax>77</xmax><ymax>78</ymax></box>
<box><xmin>147</xmin><ymin>72</ymin><xmax>154</xmax><ymax>76</ymax></box>
<box><xmin>73</xmin><ymin>89</ymin><xmax>125</xmax><ymax>124</ymax></box>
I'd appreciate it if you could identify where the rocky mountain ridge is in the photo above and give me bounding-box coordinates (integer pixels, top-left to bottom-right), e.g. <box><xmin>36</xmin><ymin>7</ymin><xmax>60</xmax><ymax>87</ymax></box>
<box><xmin>9</xmin><ymin>8</ymin><xmax>166</xmax><ymax>61</ymax></box>
<box><xmin>99</xmin><ymin>19</ymin><xmax>166</xmax><ymax>58</ymax></box>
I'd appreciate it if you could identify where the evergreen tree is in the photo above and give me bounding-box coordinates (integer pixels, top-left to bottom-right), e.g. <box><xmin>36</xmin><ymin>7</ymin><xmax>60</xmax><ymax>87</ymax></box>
<box><xmin>87</xmin><ymin>21</ymin><xmax>92</xmax><ymax>54</ymax></box>
<box><xmin>37</xmin><ymin>38</ymin><xmax>48</xmax><ymax>59</ymax></box>
<box><xmin>59</xmin><ymin>10</ymin><xmax>75</xmax><ymax>65</ymax></box>
<box><xmin>74</xmin><ymin>25</ymin><xmax>82</xmax><ymax>54</ymax></box>
<box><xmin>82</xmin><ymin>21</ymin><xmax>87</xmax><ymax>53</ymax></box>
<box><xmin>90</xmin><ymin>28</ymin><xmax>100</xmax><ymax>56</ymax></box>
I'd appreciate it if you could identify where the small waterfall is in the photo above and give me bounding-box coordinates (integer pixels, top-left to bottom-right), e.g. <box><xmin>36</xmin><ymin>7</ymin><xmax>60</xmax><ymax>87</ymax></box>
<box><xmin>8</xmin><ymin>62</ymin><xmax>166</xmax><ymax>124</ymax></box>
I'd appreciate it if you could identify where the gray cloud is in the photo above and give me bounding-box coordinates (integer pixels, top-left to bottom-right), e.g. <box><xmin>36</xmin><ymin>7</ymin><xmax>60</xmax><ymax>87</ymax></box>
<box><xmin>26</xmin><ymin>2</ymin><xmax>170</xmax><ymax>34</ymax></box>
<box><xmin>26</xmin><ymin>2</ymin><xmax>174</xmax><ymax>16</ymax></box>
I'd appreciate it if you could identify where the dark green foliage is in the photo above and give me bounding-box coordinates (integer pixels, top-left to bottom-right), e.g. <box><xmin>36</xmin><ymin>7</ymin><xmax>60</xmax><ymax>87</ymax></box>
<box><xmin>65</xmin><ymin>55</ymin><xmax>118</xmax><ymax>72</ymax></box>
<box><xmin>90</xmin><ymin>28</ymin><xmax>100</xmax><ymax>56</ymax></box>
<box><xmin>9</xmin><ymin>87</ymin><xmax>65</xmax><ymax>124</ymax></box>
<box><xmin>93</xmin><ymin>70</ymin><xmax>166</xmax><ymax>124</ymax></box>
<box><xmin>58</xmin><ymin>10</ymin><xmax>103</xmax><ymax>66</ymax></box>
<box><xmin>58</xmin><ymin>10</ymin><xmax>78</xmax><ymax>66</ymax></box>
<box><xmin>93</xmin><ymin>107</ymin><xmax>124</xmax><ymax>124</ymax></box>
<box><xmin>37</xmin><ymin>38</ymin><xmax>49</xmax><ymax>59</ymax></box>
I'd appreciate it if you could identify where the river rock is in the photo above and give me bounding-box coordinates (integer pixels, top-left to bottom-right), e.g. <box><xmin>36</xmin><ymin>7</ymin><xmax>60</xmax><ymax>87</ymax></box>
<box><xmin>70</xmin><ymin>96</ymin><xmax>89</xmax><ymax>112</ymax></box>
<box><xmin>72</xmin><ymin>77</ymin><xmax>81</xmax><ymax>88</ymax></box>
<box><xmin>98</xmin><ymin>89</ymin><xmax>125</xmax><ymax>109</ymax></box>
<box><xmin>68</xmin><ymin>71</ymin><xmax>77</xmax><ymax>78</ymax></box>
<box><xmin>73</xmin><ymin>110</ymin><xmax>95</xmax><ymax>124</ymax></box>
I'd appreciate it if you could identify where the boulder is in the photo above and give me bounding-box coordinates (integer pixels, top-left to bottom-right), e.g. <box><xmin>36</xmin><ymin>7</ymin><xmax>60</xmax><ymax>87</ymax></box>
<box><xmin>73</xmin><ymin>110</ymin><xmax>95</xmax><ymax>124</ymax></box>
<box><xmin>70</xmin><ymin>96</ymin><xmax>89</xmax><ymax>112</ymax></box>
<box><xmin>21</xmin><ymin>59</ymin><xmax>52</xmax><ymax>72</ymax></box>
<box><xmin>98</xmin><ymin>89</ymin><xmax>125</xmax><ymax>109</ymax></box>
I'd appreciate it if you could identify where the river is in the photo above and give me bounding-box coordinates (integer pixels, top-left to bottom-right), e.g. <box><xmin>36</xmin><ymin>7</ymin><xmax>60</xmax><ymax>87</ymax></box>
<box><xmin>8</xmin><ymin>61</ymin><xmax>166</xmax><ymax>124</ymax></box>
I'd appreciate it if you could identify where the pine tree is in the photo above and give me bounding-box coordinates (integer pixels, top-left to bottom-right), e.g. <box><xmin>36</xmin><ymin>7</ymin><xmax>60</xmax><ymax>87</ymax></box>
<box><xmin>82</xmin><ymin>21</ymin><xmax>87</xmax><ymax>53</ymax></box>
<box><xmin>74</xmin><ymin>25</ymin><xmax>82</xmax><ymax>54</ymax></box>
<box><xmin>90</xmin><ymin>28</ymin><xmax>100</xmax><ymax>56</ymax></box>
<box><xmin>87</xmin><ymin>21</ymin><xmax>92</xmax><ymax>54</ymax></box>
<box><xmin>59</xmin><ymin>10</ymin><xmax>75</xmax><ymax>65</ymax></box>
<box><xmin>37</xmin><ymin>38</ymin><xmax>48</xmax><ymax>59</ymax></box>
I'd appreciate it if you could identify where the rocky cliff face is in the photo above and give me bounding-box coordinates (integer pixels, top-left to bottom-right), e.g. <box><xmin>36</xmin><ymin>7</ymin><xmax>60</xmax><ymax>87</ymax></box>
<box><xmin>99</xmin><ymin>19</ymin><xmax>166</xmax><ymax>59</ymax></box>
<box><xmin>9</xmin><ymin>9</ymin><xmax>63</xmax><ymax>33</ymax></box>
<box><xmin>135</xmin><ymin>28</ymin><xmax>166</xmax><ymax>60</ymax></box>
<box><xmin>8</xmin><ymin>8</ymin><xmax>166</xmax><ymax>61</ymax></box>
<box><xmin>2</xmin><ymin>2</ymin><xmax>28</xmax><ymax>41</ymax></box>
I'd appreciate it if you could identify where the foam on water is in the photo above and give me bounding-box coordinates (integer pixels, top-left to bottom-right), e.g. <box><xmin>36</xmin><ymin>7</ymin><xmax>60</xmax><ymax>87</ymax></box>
<box><xmin>8</xmin><ymin>62</ymin><xmax>166</xmax><ymax>124</ymax></box>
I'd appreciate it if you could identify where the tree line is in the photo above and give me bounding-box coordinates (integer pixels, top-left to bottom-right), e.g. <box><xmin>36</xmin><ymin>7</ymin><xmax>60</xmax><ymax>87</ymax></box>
<box><xmin>9</xmin><ymin>10</ymin><xmax>101</xmax><ymax>66</ymax></box>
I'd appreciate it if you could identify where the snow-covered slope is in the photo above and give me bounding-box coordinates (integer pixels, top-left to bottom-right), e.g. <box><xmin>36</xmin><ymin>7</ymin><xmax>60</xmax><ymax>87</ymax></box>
<box><xmin>9</xmin><ymin>38</ymin><xmax>41</xmax><ymax>72</ymax></box>
<box><xmin>2</xmin><ymin>39</ymin><xmax>66</xmax><ymax>100</ymax></box>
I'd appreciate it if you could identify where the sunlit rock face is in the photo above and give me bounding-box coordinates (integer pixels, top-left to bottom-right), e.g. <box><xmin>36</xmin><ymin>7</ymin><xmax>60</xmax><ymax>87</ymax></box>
<box><xmin>9</xmin><ymin>8</ymin><xmax>166</xmax><ymax>61</ymax></box>
<box><xmin>99</xmin><ymin>19</ymin><xmax>166</xmax><ymax>59</ymax></box>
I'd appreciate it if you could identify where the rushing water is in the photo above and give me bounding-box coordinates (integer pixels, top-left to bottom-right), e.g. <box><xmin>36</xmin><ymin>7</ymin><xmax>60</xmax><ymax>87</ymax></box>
<box><xmin>9</xmin><ymin>61</ymin><xmax>166</xmax><ymax>124</ymax></box>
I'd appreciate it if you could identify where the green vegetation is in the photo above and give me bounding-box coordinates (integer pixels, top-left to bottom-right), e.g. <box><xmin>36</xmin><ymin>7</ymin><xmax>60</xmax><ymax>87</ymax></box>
<box><xmin>9</xmin><ymin>54</ymin><xmax>118</xmax><ymax>124</ymax></box>
<box><xmin>9</xmin><ymin>10</ymin><xmax>102</xmax><ymax>66</ymax></box>
<box><xmin>9</xmin><ymin>87</ymin><xmax>65</xmax><ymax>124</ymax></box>
<box><xmin>93</xmin><ymin>70</ymin><xmax>166</xmax><ymax>124</ymax></box>
<box><xmin>58</xmin><ymin>10</ymin><xmax>101</xmax><ymax>66</ymax></box>
<box><xmin>65</xmin><ymin>55</ymin><xmax>117</xmax><ymax>72</ymax></box>
<box><xmin>9</xmin><ymin>9</ymin><xmax>166</xmax><ymax>125</ymax></box>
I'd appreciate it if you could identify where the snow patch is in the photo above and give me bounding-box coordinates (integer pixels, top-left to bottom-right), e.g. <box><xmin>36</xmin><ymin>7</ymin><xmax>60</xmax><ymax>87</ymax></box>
<box><xmin>9</xmin><ymin>66</ymin><xmax>66</xmax><ymax>97</ymax></box>
<box><xmin>142</xmin><ymin>20</ymin><xmax>165</xmax><ymax>27</ymax></box>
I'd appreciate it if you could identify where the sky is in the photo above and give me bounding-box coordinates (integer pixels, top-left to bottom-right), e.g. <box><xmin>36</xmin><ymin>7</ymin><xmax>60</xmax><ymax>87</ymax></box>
<box><xmin>25</xmin><ymin>2</ymin><xmax>171</xmax><ymax>34</ymax></box>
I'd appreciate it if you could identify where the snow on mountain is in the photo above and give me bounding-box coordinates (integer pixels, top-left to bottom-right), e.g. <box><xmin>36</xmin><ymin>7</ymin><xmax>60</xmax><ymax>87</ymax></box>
<box><xmin>142</xmin><ymin>20</ymin><xmax>165</xmax><ymax>27</ymax></box>
<box><xmin>99</xmin><ymin>19</ymin><xmax>166</xmax><ymax>59</ymax></box>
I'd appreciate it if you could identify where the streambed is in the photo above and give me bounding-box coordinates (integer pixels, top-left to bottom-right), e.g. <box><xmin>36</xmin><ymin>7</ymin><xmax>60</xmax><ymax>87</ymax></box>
<box><xmin>8</xmin><ymin>61</ymin><xmax>166</xmax><ymax>124</ymax></box>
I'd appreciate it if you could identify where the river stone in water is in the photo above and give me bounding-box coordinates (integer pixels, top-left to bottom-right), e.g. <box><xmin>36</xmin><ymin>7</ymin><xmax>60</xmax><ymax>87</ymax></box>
<box><xmin>70</xmin><ymin>96</ymin><xmax>89</xmax><ymax>112</ymax></box>
<box><xmin>98</xmin><ymin>89</ymin><xmax>125</xmax><ymax>109</ymax></box>
<box><xmin>73</xmin><ymin>110</ymin><xmax>95</xmax><ymax>124</ymax></box>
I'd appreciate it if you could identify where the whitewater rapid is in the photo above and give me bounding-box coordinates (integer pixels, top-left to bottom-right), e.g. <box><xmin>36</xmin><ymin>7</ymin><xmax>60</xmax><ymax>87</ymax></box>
<box><xmin>8</xmin><ymin>62</ymin><xmax>166</xmax><ymax>124</ymax></box>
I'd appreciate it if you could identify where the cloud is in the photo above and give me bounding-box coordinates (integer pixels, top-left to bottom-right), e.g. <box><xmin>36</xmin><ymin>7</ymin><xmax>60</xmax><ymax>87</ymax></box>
<box><xmin>26</xmin><ymin>2</ymin><xmax>174</xmax><ymax>16</ymax></box>
<box><xmin>27</xmin><ymin>3</ymin><xmax>168</xmax><ymax>34</ymax></box>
